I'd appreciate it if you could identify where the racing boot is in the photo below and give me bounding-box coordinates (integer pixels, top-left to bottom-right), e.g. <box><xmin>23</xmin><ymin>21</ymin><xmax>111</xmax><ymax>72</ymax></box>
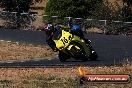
<box><xmin>47</xmin><ymin>39</ymin><xmax>58</xmax><ymax>52</ymax></box>
<box><xmin>49</xmin><ymin>44</ymin><xmax>58</xmax><ymax>52</ymax></box>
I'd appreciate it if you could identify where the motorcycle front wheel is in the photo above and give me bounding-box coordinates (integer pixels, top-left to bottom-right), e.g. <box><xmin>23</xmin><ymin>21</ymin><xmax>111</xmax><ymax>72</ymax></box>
<box><xmin>90</xmin><ymin>51</ymin><xmax>98</xmax><ymax>61</ymax></box>
<box><xmin>70</xmin><ymin>46</ymin><xmax>88</xmax><ymax>62</ymax></box>
<box><xmin>86</xmin><ymin>45</ymin><xmax>98</xmax><ymax>61</ymax></box>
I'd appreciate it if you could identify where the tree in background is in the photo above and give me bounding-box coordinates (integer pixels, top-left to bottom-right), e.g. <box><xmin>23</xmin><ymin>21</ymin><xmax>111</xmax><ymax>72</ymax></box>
<box><xmin>123</xmin><ymin>0</ymin><xmax>132</xmax><ymax>6</ymax></box>
<box><xmin>122</xmin><ymin>0</ymin><xmax>132</xmax><ymax>21</ymax></box>
<box><xmin>0</xmin><ymin>0</ymin><xmax>42</xmax><ymax>12</ymax></box>
<box><xmin>45</xmin><ymin>0</ymin><xmax>103</xmax><ymax>18</ymax></box>
<box><xmin>0</xmin><ymin>0</ymin><xmax>43</xmax><ymax>28</ymax></box>
<box><xmin>93</xmin><ymin>1</ymin><xmax>123</xmax><ymax>21</ymax></box>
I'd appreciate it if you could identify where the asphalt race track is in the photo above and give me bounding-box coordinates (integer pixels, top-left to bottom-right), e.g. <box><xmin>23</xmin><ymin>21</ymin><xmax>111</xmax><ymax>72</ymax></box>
<box><xmin>0</xmin><ymin>29</ymin><xmax>132</xmax><ymax>67</ymax></box>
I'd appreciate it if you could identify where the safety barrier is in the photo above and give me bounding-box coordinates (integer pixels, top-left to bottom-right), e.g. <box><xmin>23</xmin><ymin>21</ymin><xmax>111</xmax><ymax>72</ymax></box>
<box><xmin>0</xmin><ymin>11</ymin><xmax>132</xmax><ymax>34</ymax></box>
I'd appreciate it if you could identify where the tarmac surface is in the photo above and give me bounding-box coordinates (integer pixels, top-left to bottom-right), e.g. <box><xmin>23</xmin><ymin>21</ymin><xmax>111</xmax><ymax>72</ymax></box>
<box><xmin>0</xmin><ymin>29</ymin><xmax>132</xmax><ymax>67</ymax></box>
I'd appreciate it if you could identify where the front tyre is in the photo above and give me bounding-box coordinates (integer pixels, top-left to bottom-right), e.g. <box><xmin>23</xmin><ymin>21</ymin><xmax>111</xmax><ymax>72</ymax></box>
<box><xmin>88</xmin><ymin>45</ymin><xmax>98</xmax><ymax>61</ymax></box>
<box><xmin>90</xmin><ymin>51</ymin><xmax>98</xmax><ymax>61</ymax></box>
<box><xmin>70</xmin><ymin>46</ymin><xmax>88</xmax><ymax>62</ymax></box>
<box><xmin>59</xmin><ymin>51</ymin><xmax>70</xmax><ymax>62</ymax></box>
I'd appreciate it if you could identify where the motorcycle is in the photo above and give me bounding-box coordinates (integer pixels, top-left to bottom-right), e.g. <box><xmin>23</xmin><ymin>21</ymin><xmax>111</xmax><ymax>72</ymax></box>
<box><xmin>52</xmin><ymin>28</ymin><xmax>98</xmax><ymax>62</ymax></box>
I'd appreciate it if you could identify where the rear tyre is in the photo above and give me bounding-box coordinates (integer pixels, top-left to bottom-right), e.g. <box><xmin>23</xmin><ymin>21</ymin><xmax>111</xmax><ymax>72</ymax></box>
<box><xmin>59</xmin><ymin>51</ymin><xmax>70</xmax><ymax>62</ymax></box>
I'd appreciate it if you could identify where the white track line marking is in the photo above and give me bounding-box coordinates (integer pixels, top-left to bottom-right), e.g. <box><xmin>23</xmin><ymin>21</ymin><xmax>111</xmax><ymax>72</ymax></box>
<box><xmin>6</xmin><ymin>61</ymin><xmax>13</xmax><ymax>63</ymax></box>
<box><xmin>48</xmin><ymin>58</ymin><xmax>52</xmax><ymax>60</ymax></box>
<box><xmin>34</xmin><ymin>59</ymin><xmax>40</xmax><ymax>61</ymax></box>
<box><xmin>20</xmin><ymin>61</ymin><xmax>25</xmax><ymax>62</ymax></box>
<box><xmin>15</xmin><ymin>42</ymin><xmax>19</xmax><ymax>45</ymax></box>
<box><xmin>7</xmin><ymin>41</ymin><xmax>11</xmax><ymax>43</ymax></box>
<box><xmin>0</xmin><ymin>40</ymin><xmax>21</xmax><ymax>45</ymax></box>
<box><xmin>0</xmin><ymin>40</ymin><xmax>4</xmax><ymax>42</ymax></box>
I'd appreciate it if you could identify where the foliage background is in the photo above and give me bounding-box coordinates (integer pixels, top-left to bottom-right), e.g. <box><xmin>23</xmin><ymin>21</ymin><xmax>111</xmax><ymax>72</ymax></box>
<box><xmin>45</xmin><ymin>0</ymin><xmax>103</xmax><ymax>18</ymax></box>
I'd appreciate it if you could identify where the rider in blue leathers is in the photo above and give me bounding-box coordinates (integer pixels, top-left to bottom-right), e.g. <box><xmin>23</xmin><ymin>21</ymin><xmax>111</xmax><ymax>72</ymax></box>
<box><xmin>67</xmin><ymin>17</ymin><xmax>91</xmax><ymax>44</ymax></box>
<box><xmin>70</xmin><ymin>25</ymin><xmax>91</xmax><ymax>44</ymax></box>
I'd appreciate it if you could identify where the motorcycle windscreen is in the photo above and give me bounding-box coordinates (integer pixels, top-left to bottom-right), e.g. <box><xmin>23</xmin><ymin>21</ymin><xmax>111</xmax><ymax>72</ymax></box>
<box><xmin>52</xmin><ymin>30</ymin><xmax>64</xmax><ymax>50</ymax></box>
<box><xmin>52</xmin><ymin>30</ymin><xmax>62</xmax><ymax>40</ymax></box>
<box><xmin>53</xmin><ymin>30</ymin><xmax>72</xmax><ymax>50</ymax></box>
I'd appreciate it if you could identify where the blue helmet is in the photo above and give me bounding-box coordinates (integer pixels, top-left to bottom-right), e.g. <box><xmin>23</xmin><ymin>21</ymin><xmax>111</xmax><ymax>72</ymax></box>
<box><xmin>71</xmin><ymin>25</ymin><xmax>81</xmax><ymax>31</ymax></box>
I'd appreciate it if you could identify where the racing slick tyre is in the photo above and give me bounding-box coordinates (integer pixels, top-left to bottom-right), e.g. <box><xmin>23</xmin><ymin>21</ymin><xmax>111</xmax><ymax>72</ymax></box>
<box><xmin>87</xmin><ymin>45</ymin><xmax>98</xmax><ymax>61</ymax></box>
<box><xmin>59</xmin><ymin>51</ymin><xmax>70</xmax><ymax>62</ymax></box>
<box><xmin>90</xmin><ymin>51</ymin><xmax>98</xmax><ymax>61</ymax></box>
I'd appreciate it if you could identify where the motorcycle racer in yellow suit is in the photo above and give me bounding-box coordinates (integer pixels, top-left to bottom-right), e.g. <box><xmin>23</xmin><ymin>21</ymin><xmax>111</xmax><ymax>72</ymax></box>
<box><xmin>44</xmin><ymin>23</ymin><xmax>98</xmax><ymax>62</ymax></box>
<box><xmin>52</xmin><ymin>27</ymin><xmax>98</xmax><ymax>62</ymax></box>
